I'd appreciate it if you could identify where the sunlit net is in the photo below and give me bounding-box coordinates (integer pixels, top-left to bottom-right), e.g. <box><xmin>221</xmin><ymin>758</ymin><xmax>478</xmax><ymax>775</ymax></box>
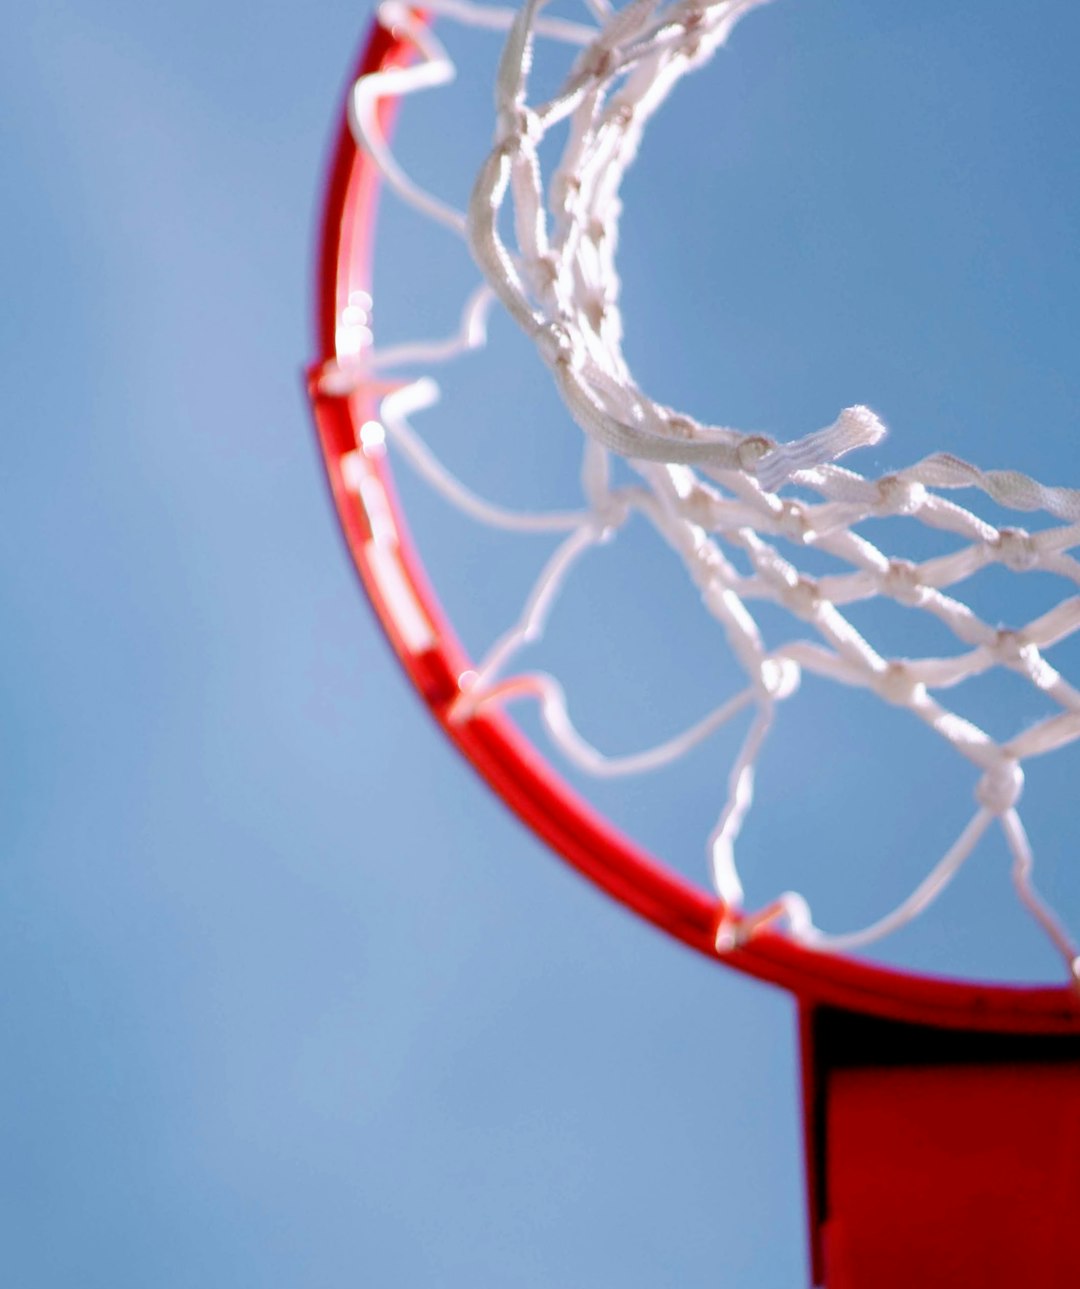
<box><xmin>317</xmin><ymin>0</ymin><xmax>1080</xmax><ymax>982</ymax></box>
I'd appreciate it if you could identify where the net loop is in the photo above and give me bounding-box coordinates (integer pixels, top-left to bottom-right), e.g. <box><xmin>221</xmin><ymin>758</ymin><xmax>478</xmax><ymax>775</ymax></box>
<box><xmin>976</xmin><ymin>760</ymin><xmax>1025</xmax><ymax>817</ymax></box>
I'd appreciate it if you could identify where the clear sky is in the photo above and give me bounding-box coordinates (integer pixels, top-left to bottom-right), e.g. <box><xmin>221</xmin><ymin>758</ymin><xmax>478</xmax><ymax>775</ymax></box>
<box><xmin>5</xmin><ymin>1</ymin><xmax>1080</xmax><ymax>1285</ymax></box>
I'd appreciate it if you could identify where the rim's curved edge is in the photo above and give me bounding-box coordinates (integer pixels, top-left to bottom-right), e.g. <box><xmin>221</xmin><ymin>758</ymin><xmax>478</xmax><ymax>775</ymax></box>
<box><xmin>306</xmin><ymin>15</ymin><xmax>1080</xmax><ymax>1036</ymax></box>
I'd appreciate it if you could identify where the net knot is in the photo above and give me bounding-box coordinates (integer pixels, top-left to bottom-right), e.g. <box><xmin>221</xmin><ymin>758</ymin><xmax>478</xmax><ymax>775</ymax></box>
<box><xmin>584</xmin><ymin>292</ymin><xmax>611</xmax><ymax>333</ymax></box>
<box><xmin>758</xmin><ymin>655</ymin><xmax>800</xmax><ymax>700</ymax></box>
<box><xmin>496</xmin><ymin>104</ymin><xmax>541</xmax><ymax>148</ymax></box>
<box><xmin>779</xmin><ymin>575</ymin><xmax>822</xmax><ymax>619</ymax></box>
<box><xmin>777</xmin><ymin>500</ymin><xmax>812</xmax><ymax>545</ymax></box>
<box><xmin>610</xmin><ymin>98</ymin><xmax>636</xmax><ymax>129</ymax></box>
<box><xmin>680</xmin><ymin>483</ymin><xmax>719</xmax><ymax>528</ymax></box>
<box><xmin>529</xmin><ymin>252</ymin><xmax>562</xmax><ymax>295</ymax></box>
<box><xmin>872</xmin><ymin>662</ymin><xmax>926</xmax><ymax>707</ymax></box>
<box><xmin>587</xmin><ymin>215</ymin><xmax>609</xmax><ymax>246</ymax></box>
<box><xmin>679</xmin><ymin>3</ymin><xmax>708</xmax><ymax>32</ymax></box>
<box><xmin>535</xmin><ymin>320</ymin><xmax>584</xmax><ymax>371</ymax></box>
<box><xmin>976</xmin><ymin>758</ymin><xmax>1025</xmax><ymax>815</ymax></box>
<box><xmin>691</xmin><ymin>541</ymin><xmax>725</xmax><ymax>588</ymax></box>
<box><xmin>550</xmin><ymin>171</ymin><xmax>582</xmax><ymax>217</ymax></box>
<box><xmin>993</xmin><ymin>526</ymin><xmax>1038</xmax><ymax>572</ymax></box>
<box><xmin>737</xmin><ymin>435</ymin><xmax>773</xmax><ymax>472</ymax></box>
<box><xmin>884</xmin><ymin>558</ymin><xmax>929</xmax><ymax>607</ymax></box>
<box><xmin>664</xmin><ymin>412</ymin><xmax>702</xmax><ymax>441</ymax></box>
<box><xmin>588</xmin><ymin>493</ymin><xmax>630</xmax><ymax>538</ymax></box>
<box><xmin>877</xmin><ymin>475</ymin><xmax>927</xmax><ymax>516</ymax></box>
<box><xmin>994</xmin><ymin>628</ymin><xmax>1035</xmax><ymax>668</ymax></box>
<box><xmin>575</xmin><ymin>42</ymin><xmax>616</xmax><ymax>81</ymax></box>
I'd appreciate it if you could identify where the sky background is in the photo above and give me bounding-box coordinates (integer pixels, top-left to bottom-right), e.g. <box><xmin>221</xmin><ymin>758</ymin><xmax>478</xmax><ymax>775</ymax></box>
<box><xmin>6</xmin><ymin>1</ymin><xmax>1080</xmax><ymax>1285</ymax></box>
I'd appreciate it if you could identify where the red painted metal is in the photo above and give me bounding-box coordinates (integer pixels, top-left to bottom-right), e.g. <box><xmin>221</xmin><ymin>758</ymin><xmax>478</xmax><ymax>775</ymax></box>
<box><xmin>804</xmin><ymin>1005</ymin><xmax>1080</xmax><ymax>1287</ymax></box>
<box><xmin>308</xmin><ymin>18</ymin><xmax>1080</xmax><ymax>1035</ymax></box>
<box><xmin>825</xmin><ymin>1063</ymin><xmax>1080</xmax><ymax>1287</ymax></box>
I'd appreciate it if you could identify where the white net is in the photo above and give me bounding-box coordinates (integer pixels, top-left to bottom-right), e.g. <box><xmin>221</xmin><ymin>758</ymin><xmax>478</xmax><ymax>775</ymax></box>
<box><xmin>320</xmin><ymin>0</ymin><xmax>1080</xmax><ymax>983</ymax></box>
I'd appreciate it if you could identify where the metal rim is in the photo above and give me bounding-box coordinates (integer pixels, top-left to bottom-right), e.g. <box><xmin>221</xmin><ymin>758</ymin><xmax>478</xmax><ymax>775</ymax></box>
<box><xmin>308</xmin><ymin>17</ymin><xmax>1080</xmax><ymax>1035</ymax></box>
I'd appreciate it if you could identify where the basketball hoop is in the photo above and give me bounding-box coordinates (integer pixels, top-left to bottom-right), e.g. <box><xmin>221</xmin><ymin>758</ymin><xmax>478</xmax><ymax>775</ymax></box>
<box><xmin>307</xmin><ymin>4</ymin><xmax>1080</xmax><ymax>1282</ymax></box>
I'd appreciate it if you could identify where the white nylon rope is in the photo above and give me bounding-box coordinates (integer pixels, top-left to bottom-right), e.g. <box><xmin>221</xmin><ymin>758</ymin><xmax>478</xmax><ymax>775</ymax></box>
<box><xmin>328</xmin><ymin>0</ymin><xmax>1080</xmax><ymax>983</ymax></box>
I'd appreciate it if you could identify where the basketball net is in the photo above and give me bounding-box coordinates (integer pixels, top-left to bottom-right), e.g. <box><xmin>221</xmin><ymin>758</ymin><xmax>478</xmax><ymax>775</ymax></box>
<box><xmin>317</xmin><ymin>0</ymin><xmax>1080</xmax><ymax>984</ymax></box>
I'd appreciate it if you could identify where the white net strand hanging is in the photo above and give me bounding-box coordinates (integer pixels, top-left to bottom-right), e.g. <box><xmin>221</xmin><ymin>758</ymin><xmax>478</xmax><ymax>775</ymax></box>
<box><xmin>318</xmin><ymin>0</ymin><xmax>1080</xmax><ymax>984</ymax></box>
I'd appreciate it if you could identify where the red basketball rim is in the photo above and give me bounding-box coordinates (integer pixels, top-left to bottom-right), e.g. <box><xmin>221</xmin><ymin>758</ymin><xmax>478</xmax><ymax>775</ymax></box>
<box><xmin>307</xmin><ymin>16</ymin><xmax>1080</xmax><ymax>1036</ymax></box>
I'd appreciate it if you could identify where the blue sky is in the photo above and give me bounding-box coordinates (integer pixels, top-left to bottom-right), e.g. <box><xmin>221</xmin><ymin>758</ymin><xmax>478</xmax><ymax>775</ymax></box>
<box><xmin>5</xmin><ymin>2</ymin><xmax>1080</xmax><ymax>1285</ymax></box>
